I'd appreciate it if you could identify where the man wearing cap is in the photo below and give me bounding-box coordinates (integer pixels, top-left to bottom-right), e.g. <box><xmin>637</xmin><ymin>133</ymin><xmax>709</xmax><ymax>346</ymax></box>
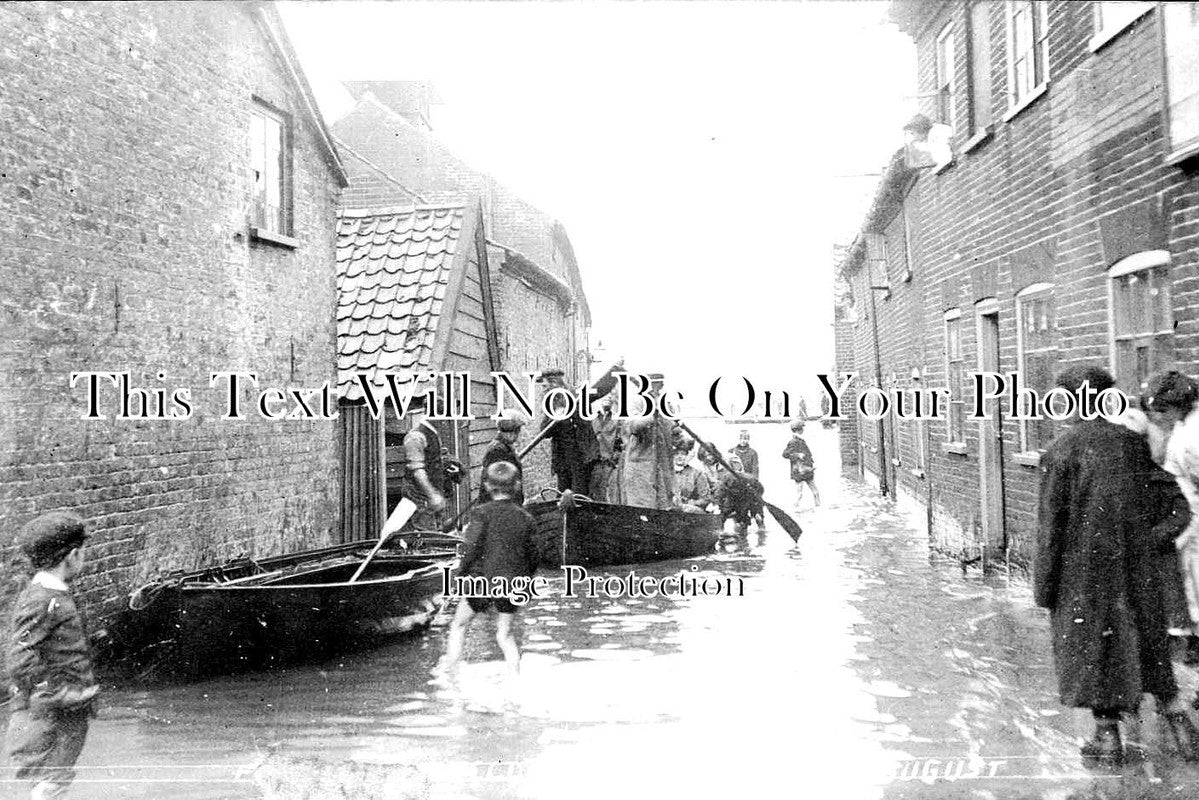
<box><xmin>479</xmin><ymin>411</ymin><xmax>526</xmax><ymax>504</ymax></box>
<box><xmin>6</xmin><ymin>512</ymin><xmax>100</xmax><ymax>800</ymax></box>
<box><xmin>538</xmin><ymin>363</ymin><xmax>620</xmax><ymax>497</ymax></box>
<box><xmin>1035</xmin><ymin>365</ymin><xmax>1196</xmax><ymax>762</ymax></box>
<box><xmin>398</xmin><ymin>396</ymin><xmax>448</xmax><ymax>531</ymax></box>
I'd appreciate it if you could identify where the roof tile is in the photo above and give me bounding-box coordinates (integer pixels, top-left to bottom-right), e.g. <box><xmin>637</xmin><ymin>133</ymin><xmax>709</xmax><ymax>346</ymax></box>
<box><xmin>336</xmin><ymin>205</ymin><xmax>468</xmax><ymax>398</ymax></box>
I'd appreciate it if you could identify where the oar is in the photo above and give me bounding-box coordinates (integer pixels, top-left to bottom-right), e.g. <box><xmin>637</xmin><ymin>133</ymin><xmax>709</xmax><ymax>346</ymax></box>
<box><xmin>675</xmin><ymin>420</ymin><xmax>804</xmax><ymax>543</ymax></box>
<box><xmin>349</xmin><ymin>497</ymin><xmax>418</xmax><ymax>583</ymax></box>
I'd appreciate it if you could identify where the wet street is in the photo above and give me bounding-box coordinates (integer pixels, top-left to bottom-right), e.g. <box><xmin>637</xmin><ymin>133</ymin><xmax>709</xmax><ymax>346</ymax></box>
<box><xmin>9</xmin><ymin>423</ymin><xmax>1199</xmax><ymax>799</ymax></box>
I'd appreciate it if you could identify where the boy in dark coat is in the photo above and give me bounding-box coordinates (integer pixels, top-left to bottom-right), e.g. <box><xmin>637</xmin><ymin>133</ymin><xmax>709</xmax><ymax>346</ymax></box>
<box><xmin>437</xmin><ymin>462</ymin><xmax>538</xmax><ymax>688</ymax></box>
<box><xmin>782</xmin><ymin>420</ymin><xmax>820</xmax><ymax>508</ymax></box>
<box><xmin>715</xmin><ymin>454</ymin><xmax>764</xmax><ymax>552</ymax></box>
<box><xmin>478</xmin><ymin>411</ymin><xmax>525</xmax><ymax>505</ymax></box>
<box><xmin>1035</xmin><ymin>365</ymin><xmax>1197</xmax><ymax>763</ymax></box>
<box><xmin>5</xmin><ymin>512</ymin><xmax>100</xmax><ymax>800</ymax></box>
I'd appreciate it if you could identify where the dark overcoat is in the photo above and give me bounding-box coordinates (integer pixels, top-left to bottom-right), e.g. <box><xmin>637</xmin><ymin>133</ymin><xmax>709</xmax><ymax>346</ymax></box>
<box><xmin>1035</xmin><ymin>419</ymin><xmax>1190</xmax><ymax>711</ymax></box>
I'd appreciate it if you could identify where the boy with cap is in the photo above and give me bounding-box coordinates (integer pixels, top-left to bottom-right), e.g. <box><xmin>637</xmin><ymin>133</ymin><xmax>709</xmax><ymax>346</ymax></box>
<box><xmin>479</xmin><ymin>410</ymin><xmax>525</xmax><ymax>504</ymax></box>
<box><xmin>714</xmin><ymin>454</ymin><xmax>764</xmax><ymax>553</ymax></box>
<box><xmin>783</xmin><ymin>420</ymin><xmax>820</xmax><ymax>508</ymax></box>
<box><xmin>436</xmin><ymin>461</ymin><xmax>538</xmax><ymax>691</ymax></box>
<box><xmin>6</xmin><ymin>512</ymin><xmax>100</xmax><ymax>800</ymax></box>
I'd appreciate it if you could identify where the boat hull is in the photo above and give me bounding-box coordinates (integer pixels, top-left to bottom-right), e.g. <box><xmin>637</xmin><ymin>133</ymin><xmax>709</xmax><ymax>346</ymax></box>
<box><xmin>114</xmin><ymin>545</ymin><xmax>455</xmax><ymax>678</ymax></box>
<box><xmin>526</xmin><ymin>499</ymin><xmax>720</xmax><ymax>569</ymax></box>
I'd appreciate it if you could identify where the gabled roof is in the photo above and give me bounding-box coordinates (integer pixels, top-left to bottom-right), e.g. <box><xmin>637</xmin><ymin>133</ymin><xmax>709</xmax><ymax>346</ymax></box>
<box><xmin>333</xmin><ymin>92</ymin><xmax>591</xmax><ymax>315</ymax></box>
<box><xmin>836</xmin><ymin>149</ymin><xmax>915</xmax><ymax>277</ymax></box>
<box><xmin>336</xmin><ymin>204</ymin><xmax>468</xmax><ymax>399</ymax></box>
<box><xmin>256</xmin><ymin>4</ymin><xmax>348</xmax><ymax>187</ymax></box>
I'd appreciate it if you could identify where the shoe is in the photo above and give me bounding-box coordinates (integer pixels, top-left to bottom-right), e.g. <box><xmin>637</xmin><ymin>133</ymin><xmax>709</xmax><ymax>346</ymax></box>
<box><xmin>1165</xmin><ymin>710</ymin><xmax>1199</xmax><ymax>761</ymax></box>
<box><xmin>1185</xmin><ymin>636</ymin><xmax>1199</xmax><ymax>666</ymax></box>
<box><xmin>1080</xmin><ymin>726</ymin><xmax>1124</xmax><ymax>764</ymax></box>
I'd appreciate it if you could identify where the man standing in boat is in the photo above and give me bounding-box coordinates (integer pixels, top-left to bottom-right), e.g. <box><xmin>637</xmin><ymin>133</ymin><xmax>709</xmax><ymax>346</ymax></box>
<box><xmin>619</xmin><ymin>373</ymin><xmax>675</xmax><ymax>509</ymax></box>
<box><xmin>590</xmin><ymin>394</ymin><xmax>622</xmax><ymax>502</ymax></box>
<box><xmin>537</xmin><ymin>361</ymin><xmax>622</xmax><ymax>497</ymax></box>
<box><xmin>398</xmin><ymin>395</ymin><xmax>449</xmax><ymax>532</ymax></box>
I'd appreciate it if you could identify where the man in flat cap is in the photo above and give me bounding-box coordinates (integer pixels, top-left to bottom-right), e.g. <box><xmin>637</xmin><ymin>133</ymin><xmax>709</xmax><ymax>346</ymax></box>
<box><xmin>1035</xmin><ymin>364</ymin><xmax>1197</xmax><ymax>762</ymax></box>
<box><xmin>538</xmin><ymin>361</ymin><xmax>621</xmax><ymax>497</ymax></box>
<box><xmin>479</xmin><ymin>410</ymin><xmax>526</xmax><ymax>504</ymax></box>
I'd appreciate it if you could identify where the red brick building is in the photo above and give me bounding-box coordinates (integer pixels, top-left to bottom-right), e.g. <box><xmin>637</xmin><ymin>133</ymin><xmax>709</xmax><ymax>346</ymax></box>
<box><xmin>330</xmin><ymin>82</ymin><xmax>592</xmax><ymax>494</ymax></box>
<box><xmin>834</xmin><ymin>1</ymin><xmax>1199</xmax><ymax>568</ymax></box>
<box><xmin>0</xmin><ymin>3</ymin><xmax>347</xmax><ymax>622</ymax></box>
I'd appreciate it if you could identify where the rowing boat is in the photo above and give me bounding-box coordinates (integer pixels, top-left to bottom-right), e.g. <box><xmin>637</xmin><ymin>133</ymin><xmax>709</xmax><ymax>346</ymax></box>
<box><xmin>524</xmin><ymin>495</ymin><xmax>721</xmax><ymax>568</ymax></box>
<box><xmin>113</xmin><ymin>536</ymin><xmax>458</xmax><ymax>677</ymax></box>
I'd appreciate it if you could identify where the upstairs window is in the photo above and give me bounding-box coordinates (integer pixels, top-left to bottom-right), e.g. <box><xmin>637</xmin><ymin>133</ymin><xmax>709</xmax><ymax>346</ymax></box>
<box><xmin>250</xmin><ymin>101</ymin><xmax>292</xmax><ymax>237</ymax></box>
<box><xmin>1109</xmin><ymin>251</ymin><xmax>1174</xmax><ymax>392</ymax></box>
<box><xmin>944</xmin><ymin>309</ymin><xmax>966</xmax><ymax>445</ymax></box>
<box><xmin>1016</xmin><ymin>283</ymin><xmax>1057</xmax><ymax>453</ymax></box>
<box><xmin>935</xmin><ymin>24</ymin><xmax>956</xmax><ymax>131</ymax></box>
<box><xmin>968</xmin><ymin>1</ymin><xmax>993</xmax><ymax>135</ymax></box>
<box><xmin>1163</xmin><ymin>2</ymin><xmax>1199</xmax><ymax>161</ymax></box>
<box><xmin>1005</xmin><ymin>1</ymin><xmax>1049</xmax><ymax>111</ymax></box>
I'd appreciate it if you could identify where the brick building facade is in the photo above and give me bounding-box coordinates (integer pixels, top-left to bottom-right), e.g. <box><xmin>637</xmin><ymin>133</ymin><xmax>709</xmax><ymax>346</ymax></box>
<box><xmin>330</xmin><ymin>85</ymin><xmax>591</xmax><ymax>494</ymax></box>
<box><xmin>834</xmin><ymin>1</ymin><xmax>1199</xmax><ymax>568</ymax></box>
<box><xmin>0</xmin><ymin>3</ymin><xmax>346</xmax><ymax>626</ymax></box>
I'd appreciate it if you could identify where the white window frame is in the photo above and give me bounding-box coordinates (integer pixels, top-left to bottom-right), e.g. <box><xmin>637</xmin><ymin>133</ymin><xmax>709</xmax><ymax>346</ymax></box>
<box><xmin>1015</xmin><ymin>282</ymin><xmax>1056</xmax><ymax>455</ymax></box>
<box><xmin>1162</xmin><ymin>2</ymin><xmax>1199</xmax><ymax>164</ymax></box>
<box><xmin>1004</xmin><ymin>0</ymin><xmax>1050</xmax><ymax>119</ymax></box>
<box><xmin>250</xmin><ymin>100</ymin><xmax>292</xmax><ymax>239</ymax></box>
<box><xmin>967</xmin><ymin>0</ymin><xmax>994</xmax><ymax>140</ymax></box>
<box><xmin>1107</xmin><ymin>250</ymin><xmax>1174</xmax><ymax>390</ymax></box>
<box><xmin>936</xmin><ymin>24</ymin><xmax>957</xmax><ymax>132</ymax></box>
<box><xmin>943</xmin><ymin>308</ymin><xmax>967</xmax><ymax>449</ymax></box>
<box><xmin>1090</xmin><ymin>2</ymin><xmax>1153</xmax><ymax>52</ymax></box>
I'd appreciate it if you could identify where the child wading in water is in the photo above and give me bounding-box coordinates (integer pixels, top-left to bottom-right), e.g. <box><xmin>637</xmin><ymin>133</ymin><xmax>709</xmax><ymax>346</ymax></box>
<box><xmin>714</xmin><ymin>452</ymin><xmax>765</xmax><ymax>552</ymax></box>
<box><xmin>435</xmin><ymin>461</ymin><xmax>538</xmax><ymax>694</ymax></box>
<box><xmin>5</xmin><ymin>512</ymin><xmax>100</xmax><ymax>800</ymax></box>
<box><xmin>783</xmin><ymin>420</ymin><xmax>820</xmax><ymax>508</ymax></box>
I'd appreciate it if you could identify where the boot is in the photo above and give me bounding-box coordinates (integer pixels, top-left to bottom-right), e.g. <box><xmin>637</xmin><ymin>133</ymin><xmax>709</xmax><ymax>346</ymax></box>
<box><xmin>1080</xmin><ymin>724</ymin><xmax>1124</xmax><ymax>764</ymax></box>
<box><xmin>1164</xmin><ymin>709</ymin><xmax>1199</xmax><ymax>761</ymax></box>
<box><xmin>1185</xmin><ymin>635</ymin><xmax>1199</xmax><ymax>666</ymax></box>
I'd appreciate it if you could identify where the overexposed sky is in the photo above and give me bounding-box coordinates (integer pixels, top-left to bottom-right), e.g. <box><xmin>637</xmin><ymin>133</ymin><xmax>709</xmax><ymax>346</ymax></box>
<box><xmin>278</xmin><ymin>0</ymin><xmax>916</xmax><ymax>404</ymax></box>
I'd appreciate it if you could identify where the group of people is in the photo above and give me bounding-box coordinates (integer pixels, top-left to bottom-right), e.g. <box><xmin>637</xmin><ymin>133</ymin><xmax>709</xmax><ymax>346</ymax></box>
<box><xmin>1036</xmin><ymin>365</ymin><xmax>1199</xmax><ymax>764</ymax></box>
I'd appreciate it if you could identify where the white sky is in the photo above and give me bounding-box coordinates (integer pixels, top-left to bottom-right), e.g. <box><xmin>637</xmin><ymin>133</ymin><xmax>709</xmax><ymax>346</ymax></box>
<box><xmin>278</xmin><ymin>1</ymin><xmax>916</xmax><ymax>406</ymax></box>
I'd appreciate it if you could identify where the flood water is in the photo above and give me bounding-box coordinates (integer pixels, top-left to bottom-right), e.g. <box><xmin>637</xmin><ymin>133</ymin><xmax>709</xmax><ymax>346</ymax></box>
<box><xmin>11</xmin><ymin>423</ymin><xmax>1199</xmax><ymax>799</ymax></box>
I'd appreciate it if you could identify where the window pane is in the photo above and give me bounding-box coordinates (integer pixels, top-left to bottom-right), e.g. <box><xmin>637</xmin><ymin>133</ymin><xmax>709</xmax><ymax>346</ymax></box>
<box><xmin>1165</xmin><ymin>2</ymin><xmax>1199</xmax><ymax>153</ymax></box>
<box><xmin>1026</xmin><ymin>350</ymin><xmax>1057</xmax><ymax>451</ymax></box>
<box><xmin>1151</xmin><ymin>265</ymin><xmax>1173</xmax><ymax>333</ymax></box>
<box><xmin>970</xmin><ymin>1</ymin><xmax>993</xmax><ymax>131</ymax></box>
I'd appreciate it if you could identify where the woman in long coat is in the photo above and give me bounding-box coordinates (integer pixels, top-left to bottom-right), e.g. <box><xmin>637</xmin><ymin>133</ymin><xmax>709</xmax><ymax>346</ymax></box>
<box><xmin>1035</xmin><ymin>366</ymin><xmax>1194</xmax><ymax>762</ymax></box>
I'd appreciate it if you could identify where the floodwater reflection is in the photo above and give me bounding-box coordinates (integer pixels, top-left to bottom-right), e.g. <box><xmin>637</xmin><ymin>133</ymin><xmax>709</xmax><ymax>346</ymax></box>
<box><xmin>26</xmin><ymin>426</ymin><xmax>1199</xmax><ymax>798</ymax></box>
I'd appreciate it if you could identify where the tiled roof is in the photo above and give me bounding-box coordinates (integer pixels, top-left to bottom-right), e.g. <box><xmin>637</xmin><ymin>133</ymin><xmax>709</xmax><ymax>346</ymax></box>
<box><xmin>336</xmin><ymin>204</ymin><xmax>465</xmax><ymax>399</ymax></box>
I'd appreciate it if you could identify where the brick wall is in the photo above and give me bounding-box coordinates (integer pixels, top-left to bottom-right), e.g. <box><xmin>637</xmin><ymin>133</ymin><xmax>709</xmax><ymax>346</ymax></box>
<box><xmin>836</xmin><ymin>0</ymin><xmax>1199</xmax><ymax>567</ymax></box>
<box><xmin>0</xmin><ymin>3</ymin><xmax>343</xmax><ymax>629</ymax></box>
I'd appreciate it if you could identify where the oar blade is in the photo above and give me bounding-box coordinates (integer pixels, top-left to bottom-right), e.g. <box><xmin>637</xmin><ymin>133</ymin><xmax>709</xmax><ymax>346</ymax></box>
<box><xmin>764</xmin><ymin>501</ymin><xmax>803</xmax><ymax>543</ymax></box>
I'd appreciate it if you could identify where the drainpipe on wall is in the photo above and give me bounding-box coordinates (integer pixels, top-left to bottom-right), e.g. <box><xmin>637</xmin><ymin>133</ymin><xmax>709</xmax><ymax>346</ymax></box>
<box><xmin>867</xmin><ymin>260</ymin><xmax>890</xmax><ymax>499</ymax></box>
